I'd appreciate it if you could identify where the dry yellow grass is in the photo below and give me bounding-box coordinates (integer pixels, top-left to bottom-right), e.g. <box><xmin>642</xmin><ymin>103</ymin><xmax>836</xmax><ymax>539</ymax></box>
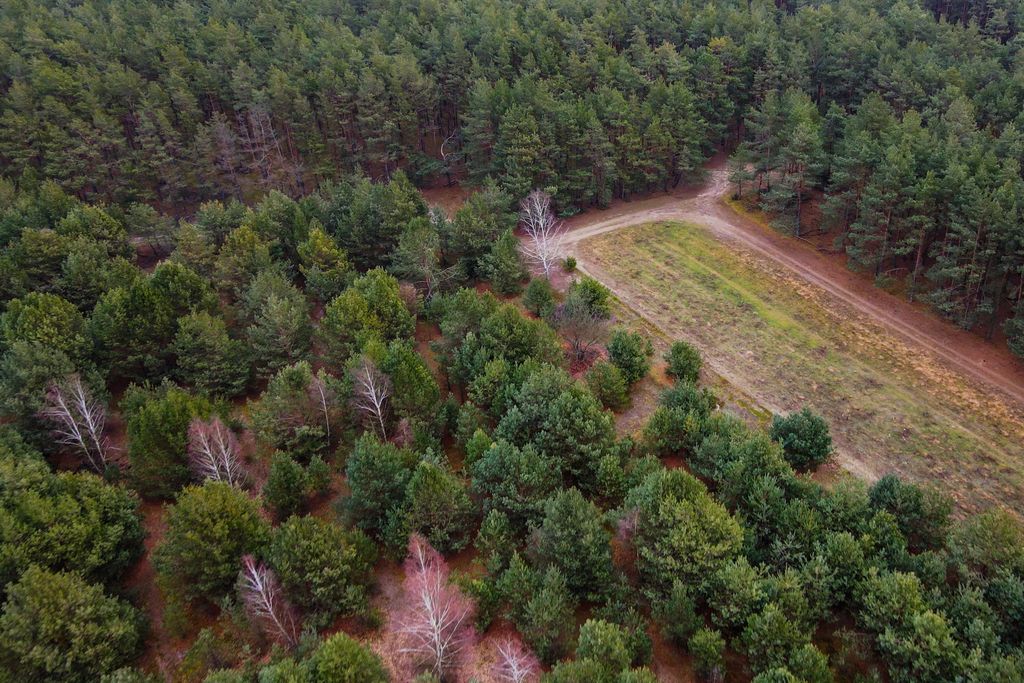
<box><xmin>577</xmin><ymin>221</ymin><xmax>1024</xmax><ymax>514</ymax></box>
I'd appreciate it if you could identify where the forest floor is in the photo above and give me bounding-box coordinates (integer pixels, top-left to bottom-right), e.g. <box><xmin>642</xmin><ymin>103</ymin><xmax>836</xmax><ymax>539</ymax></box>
<box><xmin>562</xmin><ymin>160</ymin><xmax>1024</xmax><ymax>514</ymax></box>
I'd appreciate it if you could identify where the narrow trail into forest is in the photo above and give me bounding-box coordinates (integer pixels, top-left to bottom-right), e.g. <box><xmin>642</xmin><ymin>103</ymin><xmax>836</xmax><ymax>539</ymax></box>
<box><xmin>563</xmin><ymin>156</ymin><xmax>1024</xmax><ymax>410</ymax></box>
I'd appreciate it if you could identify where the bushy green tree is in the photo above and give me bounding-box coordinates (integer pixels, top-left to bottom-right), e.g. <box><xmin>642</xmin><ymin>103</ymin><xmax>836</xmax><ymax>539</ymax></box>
<box><xmin>586</xmin><ymin>360</ymin><xmax>630</xmax><ymax>410</ymax></box>
<box><xmin>523</xmin><ymin>277</ymin><xmax>556</xmax><ymax>317</ymax></box>
<box><xmin>249</xmin><ymin>362</ymin><xmax>345</xmax><ymax>462</ymax></box>
<box><xmin>90</xmin><ymin>262</ymin><xmax>216</xmax><ymax>382</ymax></box>
<box><xmin>267</xmin><ymin>515</ymin><xmax>376</xmax><ymax>623</ymax></box>
<box><xmin>606</xmin><ymin>328</ymin><xmax>654</xmax><ymax>386</ymax></box>
<box><xmin>742</xmin><ymin>603</ymin><xmax>811</xmax><ymax>674</ymax></box>
<box><xmin>534</xmin><ymin>488</ymin><xmax>614</xmax><ymax>599</ymax></box>
<box><xmin>481</xmin><ymin>229</ymin><xmax>527</xmax><ymax>294</ymax></box>
<box><xmin>566</xmin><ymin>277</ymin><xmax>612</xmax><ymax>319</ymax></box>
<box><xmin>664</xmin><ymin>340</ymin><xmax>702</xmax><ymax>383</ymax></box>
<box><xmin>154</xmin><ymin>481</ymin><xmax>270</xmax><ymax>602</ymax></box>
<box><xmin>625</xmin><ymin>468</ymin><xmax>743</xmax><ymax>596</ymax></box>
<box><xmin>470</xmin><ymin>439</ymin><xmax>560</xmax><ymax>531</ymax></box>
<box><xmin>123</xmin><ymin>383</ymin><xmax>215</xmax><ymax>498</ymax></box>
<box><xmin>689</xmin><ymin>628</ymin><xmax>725</xmax><ymax>682</ymax></box>
<box><xmin>0</xmin><ymin>454</ymin><xmax>143</xmax><ymax>589</ymax></box>
<box><xmin>172</xmin><ymin>312</ymin><xmax>250</xmax><ymax>397</ymax></box>
<box><xmin>319</xmin><ymin>268</ymin><xmax>415</xmax><ymax>366</ymax></box>
<box><xmin>263</xmin><ymin>451</ymin><xmax>309</xmax><ymax>519</ymax></box>
<box><xmin>404</xmin><ymin>459</ymin><xmax>475</xmax><ymax>553</ymax></box>
<box><xmin>380</xmin><ymin>340</ymin><xmax>441</xmax><ymax>422</ymax></box>
<box><xmin>343</xmin><ymin>434</ymin><xmax>417</xmax><ymax>538</ymax></box>
<box><xmin>1</xmin><ymin>291</ymin><xmax>88</xmax><ymax>361</ymax></box>
<box><xmin>575</xmin><ymin>619</ymin><xmax>633</xmax><ymax>679</ymax></box>
<box><xmin>306</xmin><ymin>632</ymin><xmax>388</xmax><ymax>682</ymax></box>
<box><xmin>0</xmin><ymin>566</ymin><xmax>142</xmax><ymax>683</ymax></box>
<box><xmin>298</xmin><ymin>223</ymin><xmax>351</xmax><ymax>303</ymax></box>
<box><xmin>494</xmin><ymin>364</ymin><xmax>617</xmax><ymax>489</ymax></box>
<box><xmin>769</xmin><ymin>408</ymin><xmax>833</xmax><ymax>471</ymax></box>
<box><xmin>244</xmin><ymin>276</ymin><xmax>313</xmax><ymax>381</ymax></box>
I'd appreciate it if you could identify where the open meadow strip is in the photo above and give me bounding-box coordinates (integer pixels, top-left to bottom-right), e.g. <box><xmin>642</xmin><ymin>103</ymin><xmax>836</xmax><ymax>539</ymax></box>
<box><xmin>578</xmin><ymin>221</ymin><xmax>1024</xmax><ymax>514</ymax></box>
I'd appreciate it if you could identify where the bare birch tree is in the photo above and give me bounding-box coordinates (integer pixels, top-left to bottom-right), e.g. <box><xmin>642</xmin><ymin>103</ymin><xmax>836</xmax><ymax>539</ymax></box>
<box><xmin>519</xmin><ymin>189</ymin><xmax>566</xmax><ymax>278</ymax></box>
<box><xmin>493</xmin><ymin>636</ymin><xmax>541</xmax><ymax>683</ymax></box>
<box><xmin>238</xmin><ymin>555</ymin><xmax>300</xmax><ymax>648</ymax></box>
<box><xmin>39</xmin><ymin>374</ymin><xmax>109</xmax><ymax>473</ymax></box>
<box><xmin>397</xmin><ymin>534</ymin><xmax>476</xmax><ymax>679</ymax></box>
<box><xmin>307</xmin><ymin>369</ymin><xmax>336</xmax><ymax>445</ymax></box>
<box><xmin>352</xmin><ymin>355</ymin><xmax>391</xmax><ymax>439</ymax></box>
<box><xmin>187</xmin><ymin>416</ymin><xmax>245</xmax><ymax>486</ymax></box>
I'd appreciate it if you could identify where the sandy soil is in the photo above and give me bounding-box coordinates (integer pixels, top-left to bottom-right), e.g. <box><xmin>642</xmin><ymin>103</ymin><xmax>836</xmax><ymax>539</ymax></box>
<box><xmin>562</xmin><ymin>155</ymin><xmax>1024</xmax><ymax>414</ymax></box>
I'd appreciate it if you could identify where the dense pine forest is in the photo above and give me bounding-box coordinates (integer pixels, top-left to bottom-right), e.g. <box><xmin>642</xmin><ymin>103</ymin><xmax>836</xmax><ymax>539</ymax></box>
<box><xmin>1</xmin><ymin>0</ymin><xmax>1024</xmax><ymax>682</ymax></box>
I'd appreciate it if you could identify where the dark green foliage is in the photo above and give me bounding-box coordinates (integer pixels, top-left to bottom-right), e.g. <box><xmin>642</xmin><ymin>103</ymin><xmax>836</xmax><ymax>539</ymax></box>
<box><xmin>1</xmin><ymin>291</ymin><xmax>89</xmax><ymax>361</ymax></box>
<box><xmin>523</xmin><ymin>277</ymin><xmax>556</xmax><ymax>317</ymax></box>
<box><xmin>534</xmin><ymin>488</ymin><xmax>614</xmax><ymax>600</ymax></box>
<box><xmin>664</xmin><ymin>340</ymin><xmax>702</xmax><ymax>384</ymax></box>
<box><xmin>0</xmin><ymin>452</ymin><xmax>144</xmax><ymax>590</ymax></box>
<box><xmin>263</xmin><ymin>452</ymin><xmax>309</xmax><ymax>520</ymax></box>
<box><xmin>494</xmin><ymin>364</ymin><xmax>617</xmax><ymax>489</ymax></box>
<box><xmin>869</xmin><ymin>475</ymin><xmax>951</xmax><ymax>552</ymax></box>
<box><xmin>606</xmin><ymin>328</ymin><xmax>653</xmax><ymax>386</ymax></box>
<box><xmin>689</xmin><ymin>628</ymin><xmax>726</xmax><ymax>682</ymax></box>
<box><xmin>586</xmin><ymin>360</ymin><xmax>630</xmax><ymax>411</ymax></box>
<box><xmin>567</xmin><ymin>277</ymin><xmax>612</xmax><ymax>319</ymax></box>
<box><xmin>624</xmin><ymin>468</ymin><xmax>743</xmax><ymax>596</ymax></box>
<box><xmin>343</xmin><ymin>434</ymin><xmax>417</xmax><ymax>538</ymax></box>
<box><xmin>306</xmin><ymin>632</ymin><xmax>388</xmax><ymax>682</ymax></box>
<box><xmin>0</xmin><ymin>566</ymin><xmax>142</xmax><ymax>683</ymax></box>
<box><xmin>90</xmin><ymin>262</ymin><xmax>216</xmax><ymax>382</ymax></box>
<box><xmin>319</xmin><ymin>268</ymin><xmax>416</xmax><ymax>366</ymax></box>
<box><xmin>482</xmin><ymin>229</ymin><xmax>527</xmax><ymax>294</ymax></box>
<box><xmin>403</xmin><ymin>459</ymin><xmax>475</xmax><ymax>553</ymax></box>
<box><xmin>250</xmin><ymin>362</ymin><xmax>346</xmax><ymax>462</ymax></box>
<box><xmin>123</xmin><ymin>383</ymin><xmax>215</xmax><ymax>498</ymax></box>
<box><xmin>380</xmin><ymin>340</ymin><xmax>441</xmax><ymax>422</ymax></box>
<box><xmin>172</xmin><ymin>312</ymin><xmax>250</xmax><ymax>397</ymax></box>
<box><xmin>470</xmin><ymin>439</ymin><xmax>560</xmax><ymax>531</ymax></box>
<box><xmin>769</xmin><ymin>408</ymin><xmax>833</xmax><ymax>471</ymax></box>
<box><xmin>742</xmin><ymin>603</ymin><xmax>812</xmax><ymax>675</ymax></box>
<box><xmin>243</xmin><ymin>270</ymin><xmax>313</xmax><ymax>380</ymax></box>
<box><xmin>154</xmin><ymin>481</ymin><xmax>270</xmax><ymax>602</ymax></box>
<box><xmin>575</xmin><ymin>619</ymin><xmax>633</xmax><ymax>678</ymax></box>
<box><xmin>655</xmin><ymin>580</ymin><xmax>702</xmax><ymax>646</ymax></box>
<box><xmin>297</xmin><ymin>224</ymin><xmax>351</xmax><ymax>303</ymax></box>
<box><xmin>267</xmin><ymin>516</ymin><xmax>376</xmax><ymax>623</ymax></box>
<box><xmin>499</xmin><ymin>560</ymin><xmax>576</xmax><ymax>664</ymax></box>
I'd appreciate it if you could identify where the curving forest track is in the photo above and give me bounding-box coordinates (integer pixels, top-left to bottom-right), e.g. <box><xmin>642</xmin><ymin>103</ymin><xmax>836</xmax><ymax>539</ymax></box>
<box><xmin>564</xmin><ymin>157</ymin><xmax>1024</xmax><ymax>410</ymax></box>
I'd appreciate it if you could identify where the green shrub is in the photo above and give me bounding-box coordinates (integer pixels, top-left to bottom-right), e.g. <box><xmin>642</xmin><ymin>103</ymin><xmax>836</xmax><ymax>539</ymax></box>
<box><xmin>523</xmin><ymin>277</ymin><xmax>556</xmax><ymax>317</ymax></box>
<box><xmin>664</xmin><ymin>340</ymin><xmax>702</xmax><ymax>383</ymax></box>
<box><xmin>123</xmin><ymin>383</ymin><xmax>215</xmax><ymax>498</ymax></box>
<box><xmin>586</xmin><ymin>360</ymin><xmax>630</xmax><ymax>410</ymax></box>
<box><xmin>154</xmin><ymin>481</ymin><xmax>270</xmax><ymax>602</ymax></box>
<box><xmin>0</xmin><ymin>566</ymin><xmax>142</xmax><ymax>683</ymax></box>
<box><xmin>607</xmin><ymin>328</ymin><xmax>653</xmax><ymax>385</ymax></box>
<box><xmin>267</xmin><ymin>515</ymin><xmax>377</xmax><ymax>624</ymax></box>
<box><xmin>770</xmin><ymin>408</ymin><xmax>833</xmax><ymax>471</ymax></box>
<box><xmin>689</xmin><ymin>628</ymin><xmax>725</xmax><ymax>682</ymax></box>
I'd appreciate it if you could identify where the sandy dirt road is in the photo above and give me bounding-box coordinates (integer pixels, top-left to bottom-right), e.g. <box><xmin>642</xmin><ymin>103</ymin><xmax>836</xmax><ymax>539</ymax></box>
<box><xmin>563</xmin><ymin>157</ymin><xmax>1024</xmax><ymax>411</ymax></box>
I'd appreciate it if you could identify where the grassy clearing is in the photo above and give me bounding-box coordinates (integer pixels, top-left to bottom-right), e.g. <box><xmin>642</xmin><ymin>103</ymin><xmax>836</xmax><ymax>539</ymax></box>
<box><xmin>577</xmin><ymin>221</ymin><xmax>1024</xmax><ymax>514</ymax></box>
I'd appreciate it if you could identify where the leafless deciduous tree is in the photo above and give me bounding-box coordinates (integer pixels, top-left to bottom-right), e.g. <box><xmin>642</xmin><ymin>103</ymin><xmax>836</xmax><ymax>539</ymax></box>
<box><xmin>493</xmin><ymin>636</ymin><xmax>541</xmax><ymax>683</ymax></box>
<box><xmin>39</xmin><ymin>374</ymin><xmax>109</xmax><ymax>473</ymax></box>
<box><xmin>238</xmin><ymin>555</ymin><xmax>300</xmax><ymax>648</ymax></box>
<box><xmin>397</xmin><ymin>534</ymin><xmax>476</xmax><ymax>679</ymax></box>
<box><xmin>352</xmin><ymin>355</ymin><xmax>391</xmax><ymax>439</ymax></box>
<box><xmin>307</xmin><ymin>370</ymin><xmax>336</xmax><ymax>444</ymax></box>
<box><xmin>519</xmin><ymin>189</ymin><xmax>566</xmax><ymax>278</ymax></box>
<box><xmin>187</xmin><ymin>416</ymin><xmax>244</xmax><ymax>486</ymax></box>
<box><xmin>552</xmin><ymin>297</ymin><xmax>608</xmax><ymax>364</ymax></box>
